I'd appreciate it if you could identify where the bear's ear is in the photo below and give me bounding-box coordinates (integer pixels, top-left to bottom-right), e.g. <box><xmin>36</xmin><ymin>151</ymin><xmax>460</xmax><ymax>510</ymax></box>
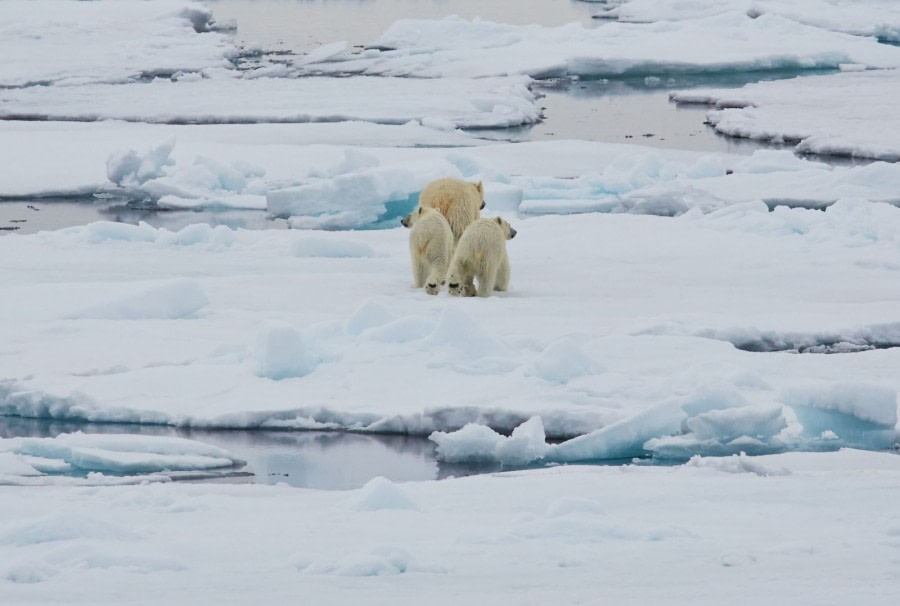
<box><xmin>496</xmin><ymin>217</ymin><xmax>502</xmax><ymax>226</ymax></box>
<box><xmin>474</xmin><ymin>181</ymin><xmax>484</xmax><ymax>194</ymax></box>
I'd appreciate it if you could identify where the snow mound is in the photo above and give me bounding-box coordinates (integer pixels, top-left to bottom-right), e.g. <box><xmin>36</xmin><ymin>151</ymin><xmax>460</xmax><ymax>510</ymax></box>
<box><xmin>526</xmin><ymin>338</ymin><xmax>601</xmax><ymax>384</ymax></box>
<box><xmin>68</xmin><ymin>279</ymin><xmax>208</xmax><ymax>320</ymax></box>
<box><xmin>299</xmin><ymin>546</ymin><xmax>413</xmax><ymax>576</ymax></box>
<box><xmin>348</xmin><ymin>477</ymin><xmax>419</xmax><ymax>511</ymax></box>
<box><xmin>252</xmin><ymin>322</ymin><xmax>319</xmax><ymax>380</ymax></box>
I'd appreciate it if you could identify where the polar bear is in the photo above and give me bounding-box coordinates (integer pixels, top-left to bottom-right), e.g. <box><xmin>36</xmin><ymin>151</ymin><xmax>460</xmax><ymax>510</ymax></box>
<box><xmin>446</xmin><ymin>216</ymin><xmax>516</xmax><ymax>298</ymax></box>
<box><xmin>401</xmin><ymin>206</ymin><xmax>454</xmax><ymax>295</ymax></box>
<box><xmin>419</xmin><ymin>177</ymin><xmax>485</xmax><ymax>244</ymax></box>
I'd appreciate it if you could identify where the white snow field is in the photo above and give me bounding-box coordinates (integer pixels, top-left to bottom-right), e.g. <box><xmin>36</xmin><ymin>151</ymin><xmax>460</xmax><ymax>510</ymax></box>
<box><xmin>1</xmin><ymin>451</ymin><xmax>900</xmax><ymax>604</ymax></box>
<box><xmin>4</xmin><ymin>0</ymin><xmax>900</xmax><ymax>603</ymax></box>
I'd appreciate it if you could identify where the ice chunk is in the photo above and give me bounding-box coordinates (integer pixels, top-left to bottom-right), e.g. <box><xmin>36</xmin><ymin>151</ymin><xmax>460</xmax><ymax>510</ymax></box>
<box><xmin>431</xmin><ymin>417</ymin><xmax>554</xmax><ymax>466</ymax></box>
<box><xmin>252</xmin><ymin>322</ymin><xmax>319</xmax><ymax>380</ymax></box>
<box><xmin>686</xmin><ymin>405</ymin><xmax>787</xmax><ymax>442</ymax></box>
<box><xmin>107</xmin><ymin>140</ymin><xmax>175</xmax><ymax>188</ymax></box>
<box><xmin>553</xmin><ymin>402</ymin><xmax>686</xmax><ymax>462</ymax></box>
<box><xmin>483</xmin><ymin>182</ymin><xmax>524</xmax><ymax>212</ymax></box>
<box><xmin>783</xmin><ymin>383</ymin><xmax>898</xmax><ymax>429</ymax></box>
<box><xmin>494</xmin><ymin>417</ymin><xmax>553</xmax><ymax>466</ymax></box>
<box><xmin>430</xmin><ymin>423</ymin><xmax>505</xmax><ymax>464</ymax></box>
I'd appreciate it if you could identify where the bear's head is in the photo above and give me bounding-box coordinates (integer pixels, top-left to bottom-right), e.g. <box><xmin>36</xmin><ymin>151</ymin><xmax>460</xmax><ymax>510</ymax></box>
<box><xmin>401</xmin><ymin>206</ymin><xmax>431</xmax><ymax>228</ymax></box>
<box><xmin>495</xmin><ymin>216</ymin><xmax>516</xmax><ymax>239</ymax></box>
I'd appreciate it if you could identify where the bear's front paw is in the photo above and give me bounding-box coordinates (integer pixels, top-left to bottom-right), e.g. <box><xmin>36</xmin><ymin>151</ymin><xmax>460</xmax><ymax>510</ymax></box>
<box><xmin>462</xmin><ymin>283</ymin><xmax>477</xmax><ymax>297</ymax></box>
<box><xmin>425</xmin><ymin>283</ymin><xmax>440</xmax><ymax>295</ymax></box>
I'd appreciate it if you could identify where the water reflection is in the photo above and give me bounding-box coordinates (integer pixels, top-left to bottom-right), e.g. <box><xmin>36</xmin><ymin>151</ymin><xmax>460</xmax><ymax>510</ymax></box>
<box><xmin>0</xmin><ymin>198</ymin><xmax>286</xmax><ymax>236</ymax></box>
<box><xmin>0</xmin><ymin>417</ymin><xmax>502</xmax><ymax>489</ymax></box>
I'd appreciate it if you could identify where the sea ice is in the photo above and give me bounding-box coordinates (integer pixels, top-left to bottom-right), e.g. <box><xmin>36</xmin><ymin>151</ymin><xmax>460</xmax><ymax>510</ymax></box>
<box><xmin>293</xmin><ymin>13</ymin><xmax>900</xmax><ymax>79</ymax></box>
<box><xmin>0</xmin><ymin>0</ymin><xmax>234</xmax><ymax>87</ymax></box>
<box><xmin>671</xmin><ymin>69</ymin><xmax>900</xmax><ymax>161</ymax></box>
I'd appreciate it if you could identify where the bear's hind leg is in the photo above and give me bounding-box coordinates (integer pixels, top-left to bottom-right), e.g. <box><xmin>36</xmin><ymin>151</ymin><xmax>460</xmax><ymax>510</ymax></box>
<box><xmin>494</xmin><ymin>252</ymin><xmax>510</xmax><ymax>291</ymax></box>
<box><xmin>476</xmin><ymin>268</ymin><xmax>497</xmax><ymax>298</ymax></box>
<box><xmin>412</xmin><ymin>258</ymin><xmax>427</xmax><ymax>288</ymax></box>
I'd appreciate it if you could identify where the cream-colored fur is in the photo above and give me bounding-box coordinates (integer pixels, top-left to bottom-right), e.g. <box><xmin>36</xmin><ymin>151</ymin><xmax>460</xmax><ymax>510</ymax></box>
<box><xmin>419</xmin><ymin>177</ymin><xmax>484</xmax><ymax>244</ymax></box>
<box><xmin>446</xmin><ymin>216</ymin><xmax>516</xmax><ymax>298</ymax></box>
<box><xmin>401</xmin><ymin>206</ymin><xmax>454</xmax><ymax>295</ymax></box>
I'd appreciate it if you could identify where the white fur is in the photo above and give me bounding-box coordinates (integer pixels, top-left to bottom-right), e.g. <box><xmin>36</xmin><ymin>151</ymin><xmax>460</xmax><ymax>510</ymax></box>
<box><xmin>402</xmin><ymin>206</ymin><xmax>454</xmax><ymax>295</ymax></box>
<box><xmin>419</xmin><ymin>177</ymin><xmax>484</xmax><ymax>244</ymax></box>
<box><xmin>446</xmin><ymin>216</ymin><xmax>515</xmax><ymax>298</ymax></box>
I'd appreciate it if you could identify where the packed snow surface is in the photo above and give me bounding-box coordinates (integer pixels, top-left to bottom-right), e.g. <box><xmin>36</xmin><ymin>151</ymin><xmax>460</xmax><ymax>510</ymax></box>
<box><xmin>2</xmin><ymin>450</ymin><xmax>900</xmax><ymax>603</ymax></box>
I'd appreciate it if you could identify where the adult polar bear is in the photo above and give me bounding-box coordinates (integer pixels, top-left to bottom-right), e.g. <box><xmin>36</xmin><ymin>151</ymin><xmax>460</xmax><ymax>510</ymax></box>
<box><xmin>446</xmin><ymin>216</ymin><xmax>516</xmax><ymax>298</ymax></box>
<box><xmin>400</xmin><ymin>206</ymin><xmax>454</xmax><ymax>295</ymax></box>
<box><xmin>419</xmin><ymin>177</ymin><xmax>485</xmax><ymax>244</ymax></box>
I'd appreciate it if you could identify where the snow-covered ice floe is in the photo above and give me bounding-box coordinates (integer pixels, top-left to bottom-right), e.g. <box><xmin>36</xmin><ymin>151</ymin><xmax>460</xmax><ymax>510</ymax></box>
<box><xmin>0</xmin><ymin>75</ymin><xmax>540</xmax><ymax>129</ymax></box>
<box><xmin>590</xmin><ymin>0</ymin><xmax>900</xmax><ymax>43</ymax></box>
<box><xmin>671</xmin><ymin>68</ymin><xmax>900</xmax><ymax>162</ymax></box>
<box><xmin>292</xmin><ymin>12</ymin><xmax>900</xmax><ymax>78</ymax></box>
<box><xmin>0</xmin><ymin>432</ymin><xmax>245</xmax><ymax>486</ymax></box>
<box><xmin>0</xmin><ymin>0</ymin><xmax>235</xmax><ymax>87</ymax></box>
<box><xmin>2</xmin><ymin>193</ymin><xmax>899</xmax><ymax>462</ymax></box>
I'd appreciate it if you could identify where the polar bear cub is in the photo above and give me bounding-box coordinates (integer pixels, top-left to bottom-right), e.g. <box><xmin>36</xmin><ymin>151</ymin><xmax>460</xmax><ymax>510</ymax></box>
<box><xmin>419</xmin><ymin>177</ymin><xmax>485</xmax><ymax>244</ymax></box>
<box><xmin>446</xmin><ymin>216</ymin><xmax>517</xmax><ymax>298</ymax></box>
<box><xmin>401</xmin><ymin>206</ymin><xmax>454</xmax><ymax>295</ymax></box>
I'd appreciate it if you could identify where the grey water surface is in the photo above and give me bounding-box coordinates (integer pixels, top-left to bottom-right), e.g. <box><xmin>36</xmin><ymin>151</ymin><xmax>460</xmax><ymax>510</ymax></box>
<box><xmin>0</xmin><ymin>417</ymin><xmax>506</xmax><ymax>489</ymax></box>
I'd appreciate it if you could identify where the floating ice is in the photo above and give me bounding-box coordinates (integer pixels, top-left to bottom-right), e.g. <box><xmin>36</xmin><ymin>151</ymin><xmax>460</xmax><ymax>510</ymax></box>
<box><xmin>0</xmin><ymin>76</ymin><xmax>540</xmax><ymax>129</ymax></box>
<box><xmin>672</xmin><ymin>69</ymin><xmax>900</xmax><ymax>162</ymax></box>
<box><xmin>431</xmin><ymin>417</ymin><xmax>552</xmax><ymax>466</ymax></box>
<box><xmin>0</xmin><ymin>432</ymin><xmax>244</xmax><ymax>484</ymax></box>
<box><xmin>107</xmin><ymin>140</ymin><xmax>268</xmax><ymax>209</ymax></box>
<box><xmin>596</xmin><ymin>0</ymin><xmax>900</xmax><ymax>42</ymax></box>
<box><xmin>782</xmin><ymin>383</ymin><xmax>899</xmax><ymax>450</ymax></box>
<box><xmin>295</xmin><ymin>13</ymin><xmax>900</xmax><ymax>79</ymax></box>
<box><xmin>0</xmin><ymin>0</ymin><xmax>235</xmax><ymax>87</ymax></box>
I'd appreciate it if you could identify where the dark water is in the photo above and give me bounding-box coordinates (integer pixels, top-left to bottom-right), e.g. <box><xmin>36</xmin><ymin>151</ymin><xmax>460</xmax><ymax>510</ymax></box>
<box><xmin>0</xmin><ymin>417</ymin><xmax>504</xmax><ymax>489</ymax></box>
